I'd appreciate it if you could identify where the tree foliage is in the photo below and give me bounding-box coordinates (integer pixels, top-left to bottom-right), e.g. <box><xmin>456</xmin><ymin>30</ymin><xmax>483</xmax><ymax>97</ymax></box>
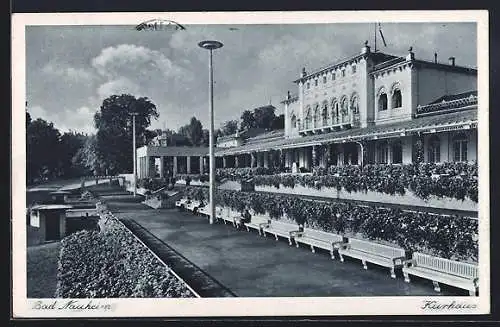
<box><xmin>93</xmin><ymin>94</ymin><xmax>159</xmax><ymax>175</ymax></box>
<box><xmin>220</xmin><ymin>120</ymin><xmax>239</xmax><ymax>136</ymax></box>
<box><xmin>178</xmin><ymin>116</ymin><xmax>204</xmax><ymax>146</ymax></box>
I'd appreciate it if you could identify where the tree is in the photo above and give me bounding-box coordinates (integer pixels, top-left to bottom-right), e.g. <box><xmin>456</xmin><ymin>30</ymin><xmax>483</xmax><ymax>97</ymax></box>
<box><xmin>272</xmin><ymin>114</ymin><xmax>285</xmax><ymax>130</ymax></box>
<box><xmin>220</xmin><ymin>120</ymin><xmax>239</xmax><ymax>136</ymax></box>
<box><xmin>254</xmin><ymin>105</ymin><xmax>276</xmax><ymax>130</ymax></box>
<box><xmin>59</xmin><ymin>131</ymin><xmax>87</xmax><ymax>177</ymax></box>
<box><xmin>240</xmin><ymin>110</ymin><xmax>255</xmax><ymax>131</ymax></box>
<box><xmin>178</xmin><ymin>116</ymin><xmax>204</xmax><ymax>146</ymax></box>
<box><xmin>26</xmin><ymin>118</ymin><xmax>62</xmax><ymax>182</ymax></box>
<box><xmin>93</xmin><ymin>94</ymin><xmax>159</xmax><ymax>175</ymax></box>
<box><xmin>72</xmin><ymin>135</ymin><xmax>100</xmax><ymax>176</ymax></box>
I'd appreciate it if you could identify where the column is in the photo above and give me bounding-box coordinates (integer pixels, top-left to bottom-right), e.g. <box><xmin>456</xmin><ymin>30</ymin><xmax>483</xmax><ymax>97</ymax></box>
<box><xmin>235</xmin><ymin>155</ymin><xmax>239</xmax><ymax>168</ymax></box>
<box><xmin>159</xmin><ymin>156</ymin><xmax>164</xmax><ymax>178</ymax></box>
<box><xmin>223</xmin><ymin>156</ymin><xmax>227</xmax><ymax>168</ymax></box>
<box><xmin>263</xmin><ymin>152</ymin><xmax>269</xmax><ymax>168</ymax></box>
<box><xmin>279</xmin><ymin>149</ymin><xmax>285</xmax><ymax>169</ymax></box>
<box><xmin>251</xmin><ymin>152</ymin><xmax>256</xmax><ymax>168</ymax></box>
<box><xmin>338</xmin><ymin>144</ymin><xmax>344</xmax><ymax>166</ymax></box>
<box><xmin>173</xmin><ymin>156</ymin><xmax>178</xmax><ymax>177</ymax></box>
<box><xmin>199</xmin><ymin>156</ymin><xmax>204</xmax><ymax>174</ymax></box>
<box><xmin>144</xmin><ymin>156</ymin><xmax>150</xmax><ymax>177</ymax></box>
<box><xmin>186</xmin><ymin>156</ymin><xmax>191</xmax><ymax>174</ymax></box>
<box><xmin>312</xmin><ymin>145</ymin><xmax>318</xmax><ymax>168</ymax></box>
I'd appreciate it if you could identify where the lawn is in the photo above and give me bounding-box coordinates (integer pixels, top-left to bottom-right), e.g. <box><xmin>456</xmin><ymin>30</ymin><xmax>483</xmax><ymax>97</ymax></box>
<box><xmin>27</xmin><ymin>242</ymin><xmax>61</xmax><ymax>298</ymax></box>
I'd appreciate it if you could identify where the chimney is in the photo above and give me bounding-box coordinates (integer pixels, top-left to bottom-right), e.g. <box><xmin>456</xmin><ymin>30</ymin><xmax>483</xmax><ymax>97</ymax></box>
<box><xmin>361</xmin><ymin>40</ymin><xmax>371</xmax><ymax>54</ymax></box>
<box><xmin>434</xmin><ymin>52</ymin><xmax>438</xmax><ymax>63</ymax></box>
<box><xmin>301</xmin><ymin>67</ymin><xmax>307</xmax><ymax>78</ymax></box>
<box><xmin>448</xmin><ymin>56</ymin><xmax>455</xmax><ymax>66</ymax></box>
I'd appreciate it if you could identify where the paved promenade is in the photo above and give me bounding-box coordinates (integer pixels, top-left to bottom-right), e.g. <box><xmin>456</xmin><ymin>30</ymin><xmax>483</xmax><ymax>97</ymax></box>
<box><xmin>104</xmin><ymin>194</ymin><xmax>465</xmax><ymax>297</ymax></box>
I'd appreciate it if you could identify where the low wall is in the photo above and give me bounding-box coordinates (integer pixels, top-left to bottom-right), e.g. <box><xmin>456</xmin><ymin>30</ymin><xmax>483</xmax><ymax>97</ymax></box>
<box><xmin>255</xmin><ymin>184</ymin><xmax>477</xmax><ymax>212</ymax></box>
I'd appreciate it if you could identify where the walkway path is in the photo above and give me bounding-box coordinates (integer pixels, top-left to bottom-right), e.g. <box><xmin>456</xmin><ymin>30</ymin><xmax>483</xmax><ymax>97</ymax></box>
<box><xmin>104</xmin><ymin>194</ymin><xmax>465</xmax><ymax>297</ymax></box>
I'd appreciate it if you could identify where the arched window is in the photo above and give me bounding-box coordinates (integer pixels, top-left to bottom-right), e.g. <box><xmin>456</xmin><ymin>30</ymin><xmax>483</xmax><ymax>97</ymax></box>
<box><xmin>453</xmin><ymin>133</ymin><xmax>468</xmax><ymax>162</ymax></box>
<box><xmin>377</xmin><ymin>141</ymin><xmax>389</xmax><ymax>164</ymax></box>
<box><xmin>291</xmin><ymin>114</ymin><xmax>297</xmax><ymax>128</ymax></box>
<box><xmin>341</xmin><ymin>97</ymin><xmax>348</xmax><ymax>116</ymax></box>
<box><xmin>313</xmin><ymin>104</ymin><xmax>321</xmax><ymax>128</ymax></box>
<box><xmin>321</xmin><ymin>101</ymin><xmax>328</xmax><ymax>126</ymax></box>
<box><xmin>378</xmin><ymin>92</ymin><xmax>388</xmax><ymax>111</ymax></box>
<box><xmin>330</xmin><ymin>99</ymin><xmax>338</xmax><ymax>124</ymax></box>
<box><xmin>350</xmin><ymin>94</ymin><xmax>359</xmax><ymax>114</ymax></box>
<box><xmin>305</xmin><ymin>106</ymin><xmax>312</xmax><ymax>129</ymax></box>
<box><xmin>427</xmin><ymin>135</ymin><xmax>440</xmax><ymax>163</ymax></box>
<box><xmin>392</xmin><ymin>89</ymin><xmax>402</xmax><ymax>108</ymax></box>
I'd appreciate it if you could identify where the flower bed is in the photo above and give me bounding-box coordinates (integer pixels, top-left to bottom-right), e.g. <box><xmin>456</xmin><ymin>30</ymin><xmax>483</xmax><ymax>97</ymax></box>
<box><xmin>56</xmin><ymin>217</ymin><xmax>195</xmax><ymax>298</ymax></box>
<box><xmin>183</xmin><ymin>186</ymin><xmax>478</xmax><ymax>262</ymax></box>
<box><xmin>216</xmin><ymin>167</ymin><xmax>282</xmax><ymax>181</ymax></box>
<box><xmin>230</xmin><ymin>162</ymin><xmax>478</xmax><ymax>202</ymax></box>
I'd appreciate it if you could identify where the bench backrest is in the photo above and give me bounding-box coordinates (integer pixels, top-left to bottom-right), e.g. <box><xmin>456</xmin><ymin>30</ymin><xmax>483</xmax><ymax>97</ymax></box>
<box><xmin>413</xmin><ymin>252</ymin><xmax>478</xmax><ymax>279</ymax></box>
<box><xmin>251</xmin><ymin>214</ymin><xmax>269</xmax><ymax>224</ymax></box>
<box><xmin>270</xmin><ymin>220</ymin><xmax>297</xmax><ymax>231</ymax></box>
<box><xmin>304</xmin><ymin>228</ymin><xmax>343</xmax><ymax>243</ymax></box>
<box><xmin>349</xmin><ymin>238</ymin><xmax>405</xmax><ymax>258</ymax></box>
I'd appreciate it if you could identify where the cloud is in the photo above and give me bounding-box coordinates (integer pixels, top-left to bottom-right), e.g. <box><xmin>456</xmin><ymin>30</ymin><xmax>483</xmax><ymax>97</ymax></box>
<box><xmin>97</xmin><ymin>77</ymin><xmax>143</xmax><ymax>99</ymax></box>
<box><xmin>41</xmin><ymin>62</ymin><xmax>94</xmax><ymax>83</ymax></box>
<box><xmin>28</xmin><ymin>104</ymin><xmax>97</xmax><ymax>134</ymax></box>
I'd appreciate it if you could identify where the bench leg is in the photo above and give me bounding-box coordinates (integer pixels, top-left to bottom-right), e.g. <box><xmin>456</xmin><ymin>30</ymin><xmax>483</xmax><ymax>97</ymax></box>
<box><xmin>339</xmin><ymin>253</ymin><xmax>344</xmax><ymax>262</ymax></box>
<box><xmin>432</xmin><ymin>281</ymin><xmax>441</xmax><ymax>293</ymax></box>
<box><xmin>403</xmin><ymin>271</ymin><xmax>411</xmax><ymax>283</ymax></box>
<box><xmin>390</xmin><ymin>267</ymin><xmax>396</xmax><ymax>279</ymax></box>
<box><xmin>310</xmin><ymin>245</ymin><xmax>315</xmax><ymax>253</ymax></box>
<box><xmin>288</xmin><ymin>238</ymin><xmax>292</xmax><ymax>246</ymax></box>
<box><xmin>258</xmin><ymin>229</ymin><xmax>262</xmax><ymax>236</ymax></box>
<box><xmin>245</xmin><ymin>225</ymin><xmax>249</xmax><ymax>232</ymax></box>
<box><xmin>362</xmin><ymin>260</ymin><xmax>368</xmax><ymax>270</ymax></box>
<box><xmin>274</xmin><ymin>234</ymin><xmax>278</xmax><ymax>241</ymax></box>
<box><xmin>295</xmin><ymin>241</ymin><xmax>299</xmax><ymax>248</ymax></box>
<box><xmin>263</xmin><ymin>231</ymin><xmax>267</xmax><ymax>237</ymax></box>
<box><xmin>330</xmin><ymin>249</ymin><xmax>335</xmax><ymax>260</ymax></box>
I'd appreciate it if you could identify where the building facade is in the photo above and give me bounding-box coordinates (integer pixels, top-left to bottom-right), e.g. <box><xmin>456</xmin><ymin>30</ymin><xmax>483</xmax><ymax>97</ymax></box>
<box><xmin>214</xmin><ymin>42</ymin><xmax>478</xmax><ymax>171</ymax></box>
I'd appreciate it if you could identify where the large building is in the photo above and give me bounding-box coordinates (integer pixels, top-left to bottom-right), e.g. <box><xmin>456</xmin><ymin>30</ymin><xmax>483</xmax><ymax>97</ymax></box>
<box><xmin>137</xmin><ymin>41</ymin><xmax>478</xmax><ymax>178</ymax></box>
<box><xmin>214</xmin><ymin>42</ymin><xmax>477</xmax><ymax>172</ymax></box>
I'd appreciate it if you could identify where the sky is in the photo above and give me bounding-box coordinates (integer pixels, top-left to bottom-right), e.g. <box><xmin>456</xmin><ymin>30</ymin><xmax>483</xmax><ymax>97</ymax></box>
<box><xmin>25</xmin><ymin>22</ymin><xmax>477</xmax><ymax>134</ymax></box>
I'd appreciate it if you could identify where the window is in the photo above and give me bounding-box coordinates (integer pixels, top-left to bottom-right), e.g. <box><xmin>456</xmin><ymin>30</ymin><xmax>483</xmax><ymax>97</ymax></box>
<box><xmin>322</xmin><ymin>103</ymin><xmax>328</xmax><ymax>126</ymax></box>
<box><xmin>352</xmin><ymin>65</ymin><xmax>356</xmax><ymax>74</ymax></box>
<box><xmin>378</xmin><ymin>93</ymin><xmax>388</xmax><ymax>111</ymax></box>
<box><xmin>323</xmin><ymin>76</ymin><xmax>327</xmax><ymax>84</ymax></box>
<box><xmin>314</xmin><ymin>79</ymin><xmax>318</xmax><ymax>86</ymax></box>
<box><xmin>453</xmin><ymin>134</ymin><xmax>468</xmax><ymax>162</ymax></box>
<box><xmin>350</xmin><ymin>96</ymin><xmax>359</xmax><ymax>114</ymax></box>
<box><xmin>377</xmin><ymin>142</ymin><xmax>389</xmax><ymax>164</ymax></box>
<box><xmin>392</xmin><ymin>142</ymin><xmax>403</xmax><ymax>164</ymax></box>
<box><xmin>341</xmin><ymin>97</ymin><xmax>348</xmax><ymax>116</ymax></box>
<box><xmin>392</xmin><ymin>89</ymin><xmax>402</xmax><ymax>108</ymax></box>
<box><xmin>307</xmin><ymin>82</ymin><xmax>310</xmax><ymax>89</ymax></box>
<box><xmin>332</xmin><ymin>73</ymin><xmax>336</xmax><ymax>81</ymax></box>
<box><xmin>313</xmin><ymin>105</ymin><xmax>321</xmax><ymax>127</ymax></box>
<box><xmin>291</xmin><ymin>114</ymin><xmax>297</xmax><ymax>128</ymax></box>
<box><xmin>427</xmin><ymin>136</ymin><xmax>440</xmax><ymax>163</ymax></box>
<box><xmin>341</xmin><ymin>69</ymin><xmax>346</xmax><ymax>77</ymax></box>
<box><xmin>305</xmin><ymin>106</ymin><xmax>312</xmax><ymax>129</ymax></box>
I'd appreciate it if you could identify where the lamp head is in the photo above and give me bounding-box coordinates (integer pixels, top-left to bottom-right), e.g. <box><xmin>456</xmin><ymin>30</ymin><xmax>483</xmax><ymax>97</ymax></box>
<box><xmin>198</xmin><ymin>40</ymin><xmax>224</xmax><ymax>50</ymax></box>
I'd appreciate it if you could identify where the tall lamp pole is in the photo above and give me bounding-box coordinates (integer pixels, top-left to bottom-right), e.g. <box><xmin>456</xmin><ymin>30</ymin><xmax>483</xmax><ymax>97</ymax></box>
<box><xmin>130</xmin><ymin>112</ymin><xmax>139</xmax><ymax>197</ymax></box>
<box><xmin>198</xmin><ymin>40</ymin><xmax>223</xmax><ymax>225</ymax></box>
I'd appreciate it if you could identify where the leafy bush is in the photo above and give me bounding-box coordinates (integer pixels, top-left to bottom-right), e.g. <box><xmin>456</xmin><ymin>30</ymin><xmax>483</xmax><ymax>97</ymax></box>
<box><xmin>183</xmin><ymin>186</ymin><xmax>478</xmax><ymax>261</ymax></box>
<box><xmin>56</xmin><ymin>220</ymin><xmax>194</xmax><ymax>298</ymax></box>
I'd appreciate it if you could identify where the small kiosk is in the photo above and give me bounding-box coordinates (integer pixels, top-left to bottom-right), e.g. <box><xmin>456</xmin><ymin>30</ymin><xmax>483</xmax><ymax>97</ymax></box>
<box><xmin>29</xmin><ymin>204</ymin><xmax>73</xmax><ymax>243</ymax></box>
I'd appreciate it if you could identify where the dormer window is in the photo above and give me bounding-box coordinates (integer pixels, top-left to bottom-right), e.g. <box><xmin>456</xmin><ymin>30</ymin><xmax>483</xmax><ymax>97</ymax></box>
<box><xmin>307</xmin><ymin>82</ymin><xmax>310</xmax><ymax>89</ymax></box>
<box><xmin>352</xmin><ymin>65</ymin><xmax>356</xmax><ymax>74</ymax></box>
<box><xmin>332</xmin><ymin>73</ymin><xmax>336</xmax><ymax>81</ymax></box>
<box><xmin>341</xmin><ymin>69</ymin><xmax>346</xmax><ymax>77</ymax></box>
<box><xmin>323</xmin><ymin>76</ymin><xmax>327</xmax><ymax>84</ymax></box>
<box><xmin>314</xmin><ymin>79</ymin><xmax>318</xmax><ymax>87</ymax></box>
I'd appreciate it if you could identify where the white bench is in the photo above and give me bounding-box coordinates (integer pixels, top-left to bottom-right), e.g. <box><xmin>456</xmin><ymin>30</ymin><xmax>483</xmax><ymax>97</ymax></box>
<box><xmin>338</xmin><ymin>238</ymin><xmax>406</xmax><ymax>278</ymax></box>
<box><xmin>243</xmin><ymin>213</ymin><xmax>269</xmax><ymax>235</ymax></box>
<box><xmin>262</xmin><ymin>220</ymin><xmax>300</xmax><ymax>246</ymax></box>
<box><xmin>175</xmin><ymin>197</ymin><xmax>188</xmax><ymax>208</ymax></box>
<box><xmin>216</xmin><ymin>207</ymin><xmax>236</xmax><ymax>225</ymax></box>
<box><xmin>403</xmin><ymin>252</ymin><xmax>479</xmax><ymax>296</ymax></box>
<box><xmin>198</xmin><ymin>203</ymin><xmax>209</xmax><ymax>216</ymax></box>
<box><xmin>185</xmin><ymin>200</ymin><xmax>201</xmax><ymax>213</ymax></box>
<box><xmin>293</xmin><ymin>228</ymin><xmax>345</xmax><ymax>259</ymax></box>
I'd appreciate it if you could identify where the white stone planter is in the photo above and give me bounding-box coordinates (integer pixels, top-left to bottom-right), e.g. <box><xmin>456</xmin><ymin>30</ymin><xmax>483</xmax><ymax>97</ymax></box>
<box><xmin>255</xmin><ymin>184</ymin><xmax>477</xmax><ymax>212</ymax></box>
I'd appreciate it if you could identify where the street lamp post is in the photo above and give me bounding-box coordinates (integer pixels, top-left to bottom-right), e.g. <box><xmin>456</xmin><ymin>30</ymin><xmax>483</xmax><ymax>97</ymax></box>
<box><xmin>130</xmin><ymin>112</ymin><xmax>139</xmax><ymax>197</ymax></box>
<box><xmin>198</xmin><ymin>40</ymin><xmax>223</xmax><ymax>225</ymax></box>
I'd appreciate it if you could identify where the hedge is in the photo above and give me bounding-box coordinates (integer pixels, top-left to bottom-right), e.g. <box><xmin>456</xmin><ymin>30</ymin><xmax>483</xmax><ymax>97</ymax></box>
<box><xmin>56</xmin><ymin>219</ymin><xmax>194</xmax><ymax>298</ymax></box>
